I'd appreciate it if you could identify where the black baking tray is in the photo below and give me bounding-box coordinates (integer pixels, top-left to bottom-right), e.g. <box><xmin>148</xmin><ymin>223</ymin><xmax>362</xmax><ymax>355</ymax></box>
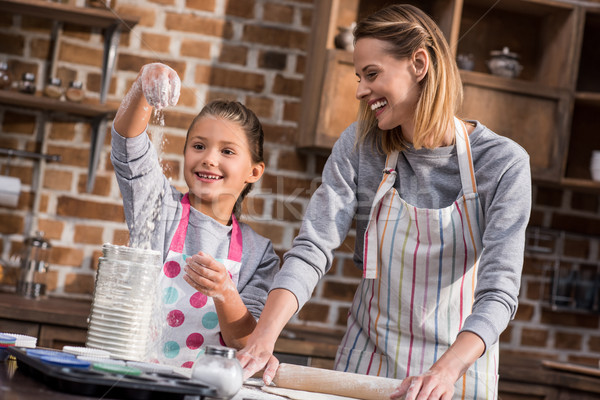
<box><xmin>7</xmin><ymin>347</ymin><xmax>218</xmax><ymax>400</ymax></box>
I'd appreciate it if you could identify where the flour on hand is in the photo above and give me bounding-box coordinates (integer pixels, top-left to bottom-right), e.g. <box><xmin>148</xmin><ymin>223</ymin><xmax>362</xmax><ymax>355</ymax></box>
<box><xmin>140</xmin><ymin>63</ymin><xmax>181</xmax><ymax>110</ymax></box>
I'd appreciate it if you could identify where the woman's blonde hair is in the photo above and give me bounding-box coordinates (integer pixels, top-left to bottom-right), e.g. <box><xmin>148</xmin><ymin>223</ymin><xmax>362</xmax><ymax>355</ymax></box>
<box><xmin>353</xmin><ymin>4</ymin><xmax>462</xmax><ymax>152</ymax></box>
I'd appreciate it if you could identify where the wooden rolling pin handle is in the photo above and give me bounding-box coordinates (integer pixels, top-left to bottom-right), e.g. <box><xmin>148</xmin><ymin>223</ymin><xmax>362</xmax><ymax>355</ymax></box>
<box><xmin>272</xmin><ymin>363</ymin><xmax>403</xmax><ymax>400</ymax></box>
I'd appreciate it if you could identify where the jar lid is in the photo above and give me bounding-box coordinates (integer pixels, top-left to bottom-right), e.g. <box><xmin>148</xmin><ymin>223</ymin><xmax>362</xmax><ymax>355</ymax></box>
<box><xmin>205</xmin><ymin>345</ymin><xmax>237</xmax><ymax>359</ymax></box>
<box><xmin>22</xmin><ymin>72</ymin><xmax>35</xmax><ymax>81</ymax></box>
<box><xmin>69</xmin><ymin>80</ymin><xmax>83</xmax><ymax>89</ymax></box>
<box><xmin>24</xmin><ymin>231</ymin><xmax>51</xmax><ymax>249</ymax></box>
<box><xmin>47</xmin><ymin>77</ymin><xmax>62</xmax><ymax>86</ymax></box>
<box><xmin>490</xmin><ymin>47</ymin><xmax>519</xmax><ymax>59</ymax></box>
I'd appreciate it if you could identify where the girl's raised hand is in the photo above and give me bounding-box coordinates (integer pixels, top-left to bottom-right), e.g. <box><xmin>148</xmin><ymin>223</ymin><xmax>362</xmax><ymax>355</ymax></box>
<box><xmin>183</xmin><ymin>251</ymin><xmax>236</xmax><ymax>302</ymax></box>
<box><xmin>139</xmin><ymin>63</ymin><xmax>181</xmax><ymax>110</ymax></box>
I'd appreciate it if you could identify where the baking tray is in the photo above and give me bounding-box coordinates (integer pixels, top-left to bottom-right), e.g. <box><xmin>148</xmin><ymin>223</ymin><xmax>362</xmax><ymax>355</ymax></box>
<box><xmin>7</xmin><ymin>346</ymin><xmax>217</xmax><ymax>399</ymax></box>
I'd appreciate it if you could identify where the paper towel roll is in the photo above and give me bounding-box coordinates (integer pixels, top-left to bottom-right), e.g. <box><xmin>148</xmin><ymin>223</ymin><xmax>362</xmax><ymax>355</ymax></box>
<box><xmin>0</xmin><ymin>176</ymin><xmax>21</xmax><ymax>207</ymax></box>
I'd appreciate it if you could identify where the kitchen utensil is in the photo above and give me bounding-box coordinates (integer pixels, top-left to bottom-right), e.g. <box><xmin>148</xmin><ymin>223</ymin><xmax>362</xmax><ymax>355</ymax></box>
<box><xmin>16</xmin><ymin>231</ymin><xmax>51</xmax><ymax>299</ymax></box>
<box><xmin>272</xmin><ymin>363</ymin><xmax>402</xmax><ymax>400</ymax></box>
<box><xmin>7</xmin><ymin>346</ymin><xmax>216</xmax><ymax>399</ymax></box>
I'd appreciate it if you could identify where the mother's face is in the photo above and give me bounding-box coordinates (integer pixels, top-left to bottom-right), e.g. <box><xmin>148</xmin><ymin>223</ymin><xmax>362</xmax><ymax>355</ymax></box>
<box><xmin>353</xmin><ymin>38</ymin><xmax>426</xmax><ymax>134</ymax></box>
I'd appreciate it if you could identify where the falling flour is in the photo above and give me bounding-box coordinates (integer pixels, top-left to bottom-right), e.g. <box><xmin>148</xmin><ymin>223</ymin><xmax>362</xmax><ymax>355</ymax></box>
<box><xmin>129</xmin><ymin>64</ymin><xmax>180</xmax><ymax>250</ymax></box>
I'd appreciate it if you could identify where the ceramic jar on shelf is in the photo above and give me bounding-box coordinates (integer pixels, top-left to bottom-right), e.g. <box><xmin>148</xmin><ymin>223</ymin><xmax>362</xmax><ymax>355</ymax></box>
<box><xmin>486</xmin><ymin>47</ymin><xmax>523</xmax><ymax>79</ymax></box>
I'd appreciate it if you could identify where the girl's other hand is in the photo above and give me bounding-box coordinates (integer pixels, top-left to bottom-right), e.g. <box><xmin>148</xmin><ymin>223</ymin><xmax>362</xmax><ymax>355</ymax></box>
<box><xmin>139</xmin><ymin>63</ymin><xmax>181</xmax><ymax>110</ymax></box>
<box><xmin>183</xmin><ymin>251</ymin><xmax>235</xmax><ymax>301</ymax></box>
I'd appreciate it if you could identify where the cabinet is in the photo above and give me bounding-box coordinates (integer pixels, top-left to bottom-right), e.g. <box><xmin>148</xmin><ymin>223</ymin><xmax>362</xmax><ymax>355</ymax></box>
<box><xmin>0</xmin><ymin>0</ymin><xmax>138</xmax><ymax>193</ymax></box>
<box><xmin>298</xmin><ymin>0</ymin><xmax>600</xmax><ymax>186</ymax></box>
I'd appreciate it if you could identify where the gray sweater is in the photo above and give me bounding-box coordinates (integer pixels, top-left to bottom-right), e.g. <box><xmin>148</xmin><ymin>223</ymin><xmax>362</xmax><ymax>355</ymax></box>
<box><xmin>273</xmin><ymin>121</ymin><xmax>531</xmax><ymax>349</ymax></box>
<box><xmin>110</xmin><ymin>127</ymin><xmax>280</xmax><ymax>319</ymax></box>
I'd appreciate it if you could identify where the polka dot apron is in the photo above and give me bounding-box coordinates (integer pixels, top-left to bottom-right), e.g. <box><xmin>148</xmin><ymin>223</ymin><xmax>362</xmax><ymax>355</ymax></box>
<box><xmin>155</xmin><ymin>193</ymin><xmax>242</xmax><ymax>368</ymax></box>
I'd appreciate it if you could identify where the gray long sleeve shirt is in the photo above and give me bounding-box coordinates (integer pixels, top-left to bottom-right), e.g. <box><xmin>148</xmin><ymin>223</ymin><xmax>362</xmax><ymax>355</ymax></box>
<box><xmin>273</xmin><ymin>121</ymin><xmax>531</xmax><ymax>349</ymax></box>
<box><xmin>110</xmin><ymin>127</ymin><xmax>280</xmax><ymax>319</ymax></box>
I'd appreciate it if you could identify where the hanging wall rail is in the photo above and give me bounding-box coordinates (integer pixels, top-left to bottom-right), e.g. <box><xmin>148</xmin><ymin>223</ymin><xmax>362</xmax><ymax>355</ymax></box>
<box><xmin>0</xmin><ymin>148</ymin><xmax>61</xmax><ymax>162</ymax></box>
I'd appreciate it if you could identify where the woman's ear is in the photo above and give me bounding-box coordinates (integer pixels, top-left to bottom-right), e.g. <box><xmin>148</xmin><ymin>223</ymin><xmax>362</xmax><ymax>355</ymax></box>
<box><xmin>246</xmin><ymin>162</ymin><xmax>265</xmax><ymax>184</ymax></box>
<box><xmin>412</xmin><ymin>48</ymin><xmax>429</xmax><ymax>82</ymax></box>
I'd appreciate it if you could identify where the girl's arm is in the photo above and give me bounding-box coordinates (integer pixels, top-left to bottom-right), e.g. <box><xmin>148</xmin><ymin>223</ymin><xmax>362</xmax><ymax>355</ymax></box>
<box><xmin>113</xmin><ymin>63</ymin><xmax>180</xmax><ymax>138</ymax></box>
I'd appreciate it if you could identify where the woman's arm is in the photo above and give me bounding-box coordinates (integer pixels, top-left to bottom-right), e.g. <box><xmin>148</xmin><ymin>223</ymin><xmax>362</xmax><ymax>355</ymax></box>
<box><xmin>237</xmin><ymin>288</ymin><xmax>299</xmax><ymax>383</ymax></box>
<box><xmin>113</xmin><ymin>63</ymin><xmax>180</xmax><ymax>138</ymax></box>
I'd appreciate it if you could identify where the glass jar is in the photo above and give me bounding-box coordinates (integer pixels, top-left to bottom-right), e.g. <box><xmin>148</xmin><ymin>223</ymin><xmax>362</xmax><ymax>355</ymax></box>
<box><xmin>43</xmin><ymin>77</ymin><xmax>63</xmax><ymax>99</ymax></box>
<box><xmin>0</xmin><ymin>62</ymin><xmax>11</xmax><ymax>90</ymax></box>
<box><xmin>18</xmin><ymin>72</ymin><xmax>36</xmax><ymax>94</ymax></box>
<box><xmin>191</xmin><ymin>346</ymin><xmax>243</xmax><ymax>399</ymax></box>
<box><xmin>66</xmin><ymin>80</ymin><xmax>84</xmax><ymax>102</ymax></box>
<box><xmin>86</xmin><ymin>244</ymin><xmax>162</xmax><ymax>361</ymax></box>
<box><xmin>16</xmin><ymin>232</ymin><xmax>52</xmax><ymax>299</ymax></box>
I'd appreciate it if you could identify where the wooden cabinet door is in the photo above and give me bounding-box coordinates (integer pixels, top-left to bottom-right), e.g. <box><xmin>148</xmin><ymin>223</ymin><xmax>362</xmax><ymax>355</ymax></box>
<box><xmin>39</xmin><ymin>325</ymin><xmax>87</xmax><ymax>349</ymax></box>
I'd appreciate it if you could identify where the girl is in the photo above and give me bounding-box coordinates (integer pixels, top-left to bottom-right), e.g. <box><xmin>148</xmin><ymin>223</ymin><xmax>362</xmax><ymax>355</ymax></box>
<box><xmin>238</xmin><ymin>4</ymin><xmax>531</xmax><ymax>400</ymax></box>
<box><xmin>111</xmin><ymin>63</ymin><xmax>280</xmax><ymax>368</ymax></box>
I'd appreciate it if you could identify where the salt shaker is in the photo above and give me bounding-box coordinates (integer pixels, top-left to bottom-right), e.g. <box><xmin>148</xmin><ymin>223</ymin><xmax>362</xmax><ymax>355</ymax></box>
<box><xmin>190</xmin><ymin>345</ymin><xmax>243</xmax><ymax>399</ymax></box>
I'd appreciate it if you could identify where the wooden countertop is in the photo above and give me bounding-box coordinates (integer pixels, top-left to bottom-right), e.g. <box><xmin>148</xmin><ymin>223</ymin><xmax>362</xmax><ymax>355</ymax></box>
<box><xmin>0</xmin><ymin>292</ymin><xmax>91</xmax><ymax>329</ymax></box>
<box><xmin>0</xmin><ymin>292</ymin><xmax>341</xmax><ymax>361</ymax></box>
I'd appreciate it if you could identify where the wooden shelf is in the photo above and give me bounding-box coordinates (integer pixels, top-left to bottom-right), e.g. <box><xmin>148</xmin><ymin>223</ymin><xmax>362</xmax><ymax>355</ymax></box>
<box><xmin>460</xmin><ymin>70</ymin><xmax>567</xmax><ymax>99</ymax></box>
<box><xmin>0</xmin><ymin>0</ymin><xmax>137</xmax><ymax>194</ymax></box>
<box><xmin>575</xmin><ymin>91</ymin><xmax>600</xmax><ymax>105</ymax></box>
<box><xmin>0</xmin><ymin>90</ymin><xmax>116</xmax><ymax>119</ymax></box>
<box><xmin>0</xmin><ymin>0</ymin><xmax>138</xmax><ymax>28</ymax></box>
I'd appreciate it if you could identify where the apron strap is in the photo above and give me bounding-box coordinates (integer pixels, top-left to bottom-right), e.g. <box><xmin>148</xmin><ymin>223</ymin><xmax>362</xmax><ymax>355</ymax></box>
<box><xmin>228</xmin><ymin>214</ymin><xmax>243</xmax><ymax>262</ymax></box>
<box><xmin>454</xmin><ymin>117</ymin><xmax>477</xmax><ymax>195</ymax></box>
<box><xmin>168</xmin><ymin>193</ymin><xmax>243</xmax><ymax>262</ymax></box>
<box><xmin>169</xmin><ymin>193</ymin><xmax>191</xmax><ymax>253</ymax></box>
<box><xmin>363</xmin><ymin>152</ymin><xmax>398</xmax><ymax>279</ymax></box>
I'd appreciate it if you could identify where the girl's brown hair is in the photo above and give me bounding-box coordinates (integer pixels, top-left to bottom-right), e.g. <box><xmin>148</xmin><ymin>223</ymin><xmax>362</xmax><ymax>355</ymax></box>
<box><xmin>353</xmin><ymin>4</ymin><xmax>463</xmax><ymax>152</ymax></box>
<box><xmin>186</xmin><ymin>100</ymin><xmax>264</xmax><ymax>219</ymax></box>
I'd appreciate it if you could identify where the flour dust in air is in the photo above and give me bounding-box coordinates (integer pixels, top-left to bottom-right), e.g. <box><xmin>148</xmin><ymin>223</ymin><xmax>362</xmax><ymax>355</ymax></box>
<box><xmin>128</xmin><ymin>109</ymin><xmax>168</xmax><ymax>250</ymax></box>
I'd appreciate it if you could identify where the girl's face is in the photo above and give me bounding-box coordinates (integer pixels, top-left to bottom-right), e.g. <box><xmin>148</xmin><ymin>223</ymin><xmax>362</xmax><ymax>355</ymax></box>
<box><xmin>353</xmin><ymin>38</ymin><xmax>423</xmax><ymax>135</ymax></box>
<box><xmin>184</xmin><ymin>116</ymin><xmax>264</xmax><ymax>224</ymax></box>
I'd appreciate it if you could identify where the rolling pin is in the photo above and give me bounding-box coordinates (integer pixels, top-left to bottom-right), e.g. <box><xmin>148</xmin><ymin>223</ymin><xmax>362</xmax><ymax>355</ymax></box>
<box><xmin>272</xmin><ymin>363</ymin><xmax>403</xmax><ymax>400</ymax></box>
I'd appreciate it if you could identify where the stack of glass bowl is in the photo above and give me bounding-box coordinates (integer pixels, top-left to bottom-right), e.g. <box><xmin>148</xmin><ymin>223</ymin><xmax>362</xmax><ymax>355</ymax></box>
<box><xmin>86</xmin><ymin>244</ymin><xmax>162</xmax><ymax>361</ymax></box>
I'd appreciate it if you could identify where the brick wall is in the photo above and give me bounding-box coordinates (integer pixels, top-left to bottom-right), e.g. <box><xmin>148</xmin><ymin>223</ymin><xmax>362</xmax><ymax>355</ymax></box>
<box><xmin>0</xmin><ymin>0</ymin><xmax>599</xmax><ymax>366</ymax></box>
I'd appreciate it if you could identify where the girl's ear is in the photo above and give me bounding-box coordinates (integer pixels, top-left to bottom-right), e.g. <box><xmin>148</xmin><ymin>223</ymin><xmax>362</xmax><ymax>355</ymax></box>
<box><xmin>412</xmin><ymin>48</ymin><xmax>429</xmax><ymax>82</ymax></box>
<box><xmin>246</xmin><ymin>162</ymin><xmax>265</xmax><ymax>184</ymax></box>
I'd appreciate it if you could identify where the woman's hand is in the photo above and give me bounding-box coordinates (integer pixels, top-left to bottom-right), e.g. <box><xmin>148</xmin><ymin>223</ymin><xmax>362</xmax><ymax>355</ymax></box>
<box><xmin>391</xmin><ymin>369</ymin><xmax>455</xmax><ymax>400</ymax></box>
<box><xmin>237</xmin><ymin>337</ymin><xmax>280</xmax><ymax>384</ymax></box>
<box><xmin>183</xmin><ymin>251</ymin><xmax>235</xmax><ymax>302</ymax></box>
<box><xmin>138</xmin><ymin>62</ymin><xmax>180</xmax><ymax>110</ymax></box>
<box><xmin>391</xmin><ymin>331</ymin><xmax>485</xmax><ymax>399</ymax></box>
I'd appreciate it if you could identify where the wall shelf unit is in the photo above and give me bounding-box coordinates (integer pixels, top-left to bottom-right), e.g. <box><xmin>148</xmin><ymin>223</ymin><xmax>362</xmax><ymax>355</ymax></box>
<box><xmin>297</xmin><ymin>0</ymin><xmax>600</xmax><ymax>188</ymax></box>
<box><xmin>0</xmin><ymin>0</ymin><xmax>138</xmax><ymax>196</ymax></box>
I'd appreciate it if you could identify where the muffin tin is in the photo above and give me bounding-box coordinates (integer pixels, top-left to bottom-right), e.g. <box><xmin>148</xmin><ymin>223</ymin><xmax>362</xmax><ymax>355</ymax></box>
<box><xmin>7</xmin><ymin>346</ymin><xmax>217</xmax><ymax>399</ymax></box>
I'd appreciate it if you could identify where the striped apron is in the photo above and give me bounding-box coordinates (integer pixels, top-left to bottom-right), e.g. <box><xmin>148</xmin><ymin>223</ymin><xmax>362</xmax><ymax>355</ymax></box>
<box><xmin>152</xmin><ymin>193</ymin><xmax>242</xmax><ymax>368</ymax></box>
<box><xmin>334</xmin><ymin>118</ymin><xmax>498</xmax><ymax>399</ymax></box>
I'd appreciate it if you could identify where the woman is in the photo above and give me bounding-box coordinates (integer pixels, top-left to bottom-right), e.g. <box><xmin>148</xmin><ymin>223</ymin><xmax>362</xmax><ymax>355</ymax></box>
<box><xmin>239</xmin><ymin>4</ymin><xmax>531</xmax><ymax>399</ymax></box>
